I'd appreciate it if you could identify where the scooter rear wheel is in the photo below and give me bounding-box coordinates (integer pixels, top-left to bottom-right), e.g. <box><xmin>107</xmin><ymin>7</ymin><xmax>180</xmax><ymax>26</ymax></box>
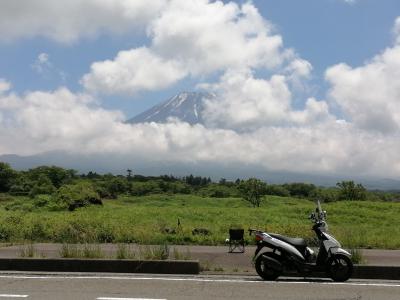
<box><xmin>255</xmin><ymin>252</ymin><xmax>282</xmax><ymax>281</ymax></box>
<box><xmin>327</xmin><ymin>254</ymin><xmax>353</xmax><ymax>282</ymax></box>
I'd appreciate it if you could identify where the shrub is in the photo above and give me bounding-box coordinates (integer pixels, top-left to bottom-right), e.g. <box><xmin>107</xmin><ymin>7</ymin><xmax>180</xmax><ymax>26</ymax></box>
<box><xmin>336</xmin><ymin>181</ymin><xmax>366</xmax><ymax>201</ymax></box>
<box><xmin>0</xmin><ymin>162</ymin><xmax>17</xmax><ymax>192</ymax></box>
<box><xmin>310</xmin><ymin>188</ymin><xmax>340</xmax><ymax>203</ymax></box>
<box><xmin>53</xmin><ymin>182</ymin><xmax>102</xmax><ymax>211</ymax></box>
<box><xmin>164</xmin><ymin>181</ymin><xmax>191</xmax><ymax>194</ymax></box>
<box><xmin>5</xmin><ymin>200</ymin><xmax>33</xmax><ymax>212</ymax></box>
<box><xmin>95</xmin><ymin>177</ymin><xmax>130</xmax><ymax>199</ymax></box>
<box><xmin>32</xmin><ymin>195</ymin><xmax>51</xmax><ymax>208</ymax></box>
<box><xmin>198</xmin><ymin>184</ymin><xmax>239</xmax><ymax>198</ymax></box>
<box><xmin>130</xmin><ymin>181</ymin><xmax>163</xmax><ymax>196</ymax></box>
<box><xmin>265</xmin><ymin>185</ymin><xmax>290</xmax><ymax>197</ymax></box>
<box><xmin>283</xmin><ymin>182</ymin><xmax>316</xmax><ymax>198</ymax></box>
<box><xmin>28</xmin><ymin>175</ymin><xmax>56</xmax><ymax>198</ymax></box>
<box><xmin>9</xmin><ymin>175</ymin><xmax>33</xmax><ymax>196</ymax></box>
<box><xmin>0</xmin><ymin>224</ymin><xmax>11</xmax><ymax>241</ymax></box>
<box><xmin>24</xmin><ymin>221</ymin><xmax>48</xmax><ymax>241</ymax></box>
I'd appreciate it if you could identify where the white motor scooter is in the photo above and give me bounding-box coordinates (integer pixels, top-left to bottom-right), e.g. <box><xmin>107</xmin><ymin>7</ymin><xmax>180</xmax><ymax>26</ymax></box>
<box><xmin>249</xmin><ymin>200</ymin><xmax>353</xmax><ymax>282</ymax></box>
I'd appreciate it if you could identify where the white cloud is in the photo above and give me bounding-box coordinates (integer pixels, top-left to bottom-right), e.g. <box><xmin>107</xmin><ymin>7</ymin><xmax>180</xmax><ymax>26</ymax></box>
<box><xmin>326</xmin><ymin>43</ymin><xmax>400</xmax><ymax>133</ymax></box>
<box><xmin>342</xmin><ymin>0</ymin><xmax>356</xmax><ymax>4</ymax></box>
<box><xmin>0</xmin><ymin>87</ymin><xmax>124</xmax><ymax>155</ymax></box>
<box><xmin>201</xmin><ymin>69</ymin><xmax>331</xmax><ymax>130</ymax></box>
<box><xmin>0</xmin><ymin>79</ymin><xmax>11</xmax><ymax>94</ymax></box>
<box><xmin>82</xmin><ymin>47</ymin><xmax>186</xmax><ymax>95</ymax></box>
<box><xmin>0</xmin><ymin>0</ymin><xmax>167</xmax><ymax>43</ymax></box>
<box><xmin>31</xmin><ymin>52</ymin><xmax>67</xmax><ymax>82</ymax></box>
<box><xmin>81</xmin><ymin>0</ymin><xmax>301</xmax><ymax>95</ymax></box>
<box><xmin>0</xmin><ymin>86</ymin><xmax>399</xmax><ymax>178</ymax></box>
<box><xmin>202</xmin><ymin>69</ymin><xmax>292</xmax><ymax>129</ymax></box>
<box><xmin>394</xmin><ymin>17</ymin><xmax>400</xmax><ymax>44</ymax></box>
<box><xmin>31</xmin><ymin>53</ymin><xmax>52</xmax><ymax>74</ymax></box>
<box><xmin>149</xmin><ymin>1</ymin><xmax>285</xmax><ymax>74</ymax></box>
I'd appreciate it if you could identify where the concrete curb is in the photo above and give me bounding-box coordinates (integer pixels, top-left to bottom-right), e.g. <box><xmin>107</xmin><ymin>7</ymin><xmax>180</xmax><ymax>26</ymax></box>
<box><xmin>353</xmin><ymin>265</ymin><xmax>400</xmax><ymax>280</ymax></box>
<box><xmin>0</xmin><ymin>258</ymin><xmax>200</xmax><ymax>275</ymax></box>
<box><xmin>0</xmin><ymin>258</ymin><xmax>398</xmax><ymax>280</ymax></box>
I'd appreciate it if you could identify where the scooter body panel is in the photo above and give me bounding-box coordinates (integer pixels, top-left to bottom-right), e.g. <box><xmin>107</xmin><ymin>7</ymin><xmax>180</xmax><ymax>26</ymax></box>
<box><xmin>255</xmin><ymin>234</ymin><xmax>305</xmax><ymax>262</ymax></box>
<box><xmin>329</xmin><ymin>247</ymin><xmax>351</xmax><ymax>257</ymax></box>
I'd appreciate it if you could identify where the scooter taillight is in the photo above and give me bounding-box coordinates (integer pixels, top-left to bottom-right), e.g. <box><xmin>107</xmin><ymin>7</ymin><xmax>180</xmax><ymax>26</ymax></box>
<box><xmin>255</xmin><ymin>234</ymin><xmax>263</xmax><ymax>241</ymax></box>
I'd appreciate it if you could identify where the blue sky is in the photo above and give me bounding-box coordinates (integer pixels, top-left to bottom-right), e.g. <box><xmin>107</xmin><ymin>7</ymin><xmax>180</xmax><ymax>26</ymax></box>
<box><xmin>0</xmin><ymin>0</ymin><xmax>398</xmax><ymax>118</ymax></box>
<box><xmin>0</xmin><ymin>0</ymin><xmax>400</xmax><ymax>180</ymax></box>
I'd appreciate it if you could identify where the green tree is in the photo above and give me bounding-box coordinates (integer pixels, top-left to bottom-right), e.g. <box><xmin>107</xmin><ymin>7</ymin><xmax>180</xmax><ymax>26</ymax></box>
<box><xmin>336</xmin><ymin>181</ymin><xmax>367</xmax><ymax>201</ymax></box>
<box><xmin>27</xmin><ymin>166</ymin><xmax>76</xmax><ymax>188</ymax></box>
<box><xmin>0</xmin><ymin>162</ymin><xmax>17</xmax><ymax>192</ymax></box>
<box><xmin>238</xmin><ymin>178</ymin><xmax>267</xmax><ymax>207</ymax></box>
<box><xmin>126</xmin><ymin>169</ymin><xmax>133</xmax><ymax>180</ymax></box>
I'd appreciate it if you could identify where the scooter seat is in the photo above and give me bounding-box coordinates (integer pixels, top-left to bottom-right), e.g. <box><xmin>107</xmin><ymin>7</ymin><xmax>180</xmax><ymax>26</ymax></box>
<box><xmin>269</xmin><ymin>233</ymin><xmax>307</xmax><ymax>248</ymax></box>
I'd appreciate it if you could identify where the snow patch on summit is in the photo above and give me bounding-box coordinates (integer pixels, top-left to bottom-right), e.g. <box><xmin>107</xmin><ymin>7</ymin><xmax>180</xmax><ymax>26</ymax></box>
<box><xmin>127</xmin><ymin>92</ymin><xmax>215</xmax><ymax>125</ymax></box>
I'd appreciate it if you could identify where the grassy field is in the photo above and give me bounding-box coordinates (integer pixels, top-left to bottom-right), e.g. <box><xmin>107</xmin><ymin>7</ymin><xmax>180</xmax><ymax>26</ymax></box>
<box><xmin>0</xmin><ymin>194</ymin><xmax>399</xmax><ymax>249</ymax></box>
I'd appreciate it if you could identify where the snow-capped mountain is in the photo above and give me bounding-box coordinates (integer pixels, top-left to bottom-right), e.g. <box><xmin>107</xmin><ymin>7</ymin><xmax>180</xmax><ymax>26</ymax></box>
<box><xmin>127</xmin><ymin>92</ymin><xmax>215</xmax><ymax>125</ymax></box>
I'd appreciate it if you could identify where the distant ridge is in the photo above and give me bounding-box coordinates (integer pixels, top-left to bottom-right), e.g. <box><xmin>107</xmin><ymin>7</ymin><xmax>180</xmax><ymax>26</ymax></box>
<box><xmin>127</xmin><ymin>92</ymin><xmax>215</xmax><ymax>125</ymax></box>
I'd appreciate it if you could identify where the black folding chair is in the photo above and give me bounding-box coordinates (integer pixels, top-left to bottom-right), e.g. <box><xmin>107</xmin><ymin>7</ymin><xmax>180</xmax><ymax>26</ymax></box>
<box><xmin>227</xmin><ymin>229</ymin><xmax>245</xmax><ymax>253</ymax></box>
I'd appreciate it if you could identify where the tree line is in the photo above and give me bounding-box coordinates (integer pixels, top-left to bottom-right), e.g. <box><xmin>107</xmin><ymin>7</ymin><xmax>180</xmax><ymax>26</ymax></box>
<box><xmin>0</xmin><ymin>162</ymin><xmax>399</xmax><ymax>211</ymax></box>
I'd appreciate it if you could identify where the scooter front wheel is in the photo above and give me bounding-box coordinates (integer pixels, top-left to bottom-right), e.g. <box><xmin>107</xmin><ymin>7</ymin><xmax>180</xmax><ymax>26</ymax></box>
<box><xmin>327</xmin><ymin>254</ymin><xmax>353</xmax><ymax>282</ymax></box>
<box><xmin>255</xmin><ymin>252</ymin><xmax>282</xmax><ymax>281</ymax></box>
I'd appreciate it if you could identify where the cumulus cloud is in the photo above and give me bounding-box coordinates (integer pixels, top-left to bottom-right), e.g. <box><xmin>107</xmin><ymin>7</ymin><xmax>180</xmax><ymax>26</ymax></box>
<box><xmin>326</xmin><ymin>21</ymin><xmax>400</xmax><ymax>133</ymax></box>
<box><xmin>0</xmin><ymin>0</ymin><xmax>167</xmax><ymax>43</ymax></box>
<box><xmin>200</xmin><ymin>69</ymin><xmax>331</xmax><ymax>130</ymax></box>
<box><xmin>0</xmin><ymin>83</ymin><xmax>399</xmax><ymax>178</ymax></box>
<box><xmin>82</xmin><ymin>47</ymin><xmax>186</xmax><ymax>95</ymax></box>
<box><xmin>81</xmin><ymin>0</ymin><xmax>300</xmax><ymax>95</ymax></box>
<box><xmin>0</xmin><ymin>87</ymin><xmax>124</xmax><ymax>155</ymax></box>
<box><xmin>149</xmin><ymin>1</ymin><xmax>285</xmax><ymax>74</ymax></box>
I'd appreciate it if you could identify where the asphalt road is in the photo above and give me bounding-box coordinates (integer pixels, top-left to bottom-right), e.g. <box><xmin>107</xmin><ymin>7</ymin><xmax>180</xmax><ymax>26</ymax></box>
<box><xmin>0</xmin><ymin>273</ymin><xmax>399</xmax><ymax>300</ymax></box>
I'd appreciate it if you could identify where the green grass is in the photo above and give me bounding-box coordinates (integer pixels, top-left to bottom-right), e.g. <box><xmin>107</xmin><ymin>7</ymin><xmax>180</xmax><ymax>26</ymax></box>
<box><xmin>0</xmin><ymin>194</ymin><xmax>399</xmax><ymax>249</ymax></box>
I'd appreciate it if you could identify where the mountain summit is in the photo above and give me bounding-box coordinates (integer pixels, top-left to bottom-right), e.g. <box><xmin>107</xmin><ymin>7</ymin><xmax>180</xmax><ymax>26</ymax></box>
<box><xmin>127</xmin><ymin>92</ymin><xmax>215</xmax><ymax>125</ymax></box>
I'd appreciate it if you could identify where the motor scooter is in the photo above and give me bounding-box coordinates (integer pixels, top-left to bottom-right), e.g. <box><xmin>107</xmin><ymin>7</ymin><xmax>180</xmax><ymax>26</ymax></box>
<box><xmin>249</xmin><ymin>200</ymin><xmax>353</xmax><ymax>282</ymax></box>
